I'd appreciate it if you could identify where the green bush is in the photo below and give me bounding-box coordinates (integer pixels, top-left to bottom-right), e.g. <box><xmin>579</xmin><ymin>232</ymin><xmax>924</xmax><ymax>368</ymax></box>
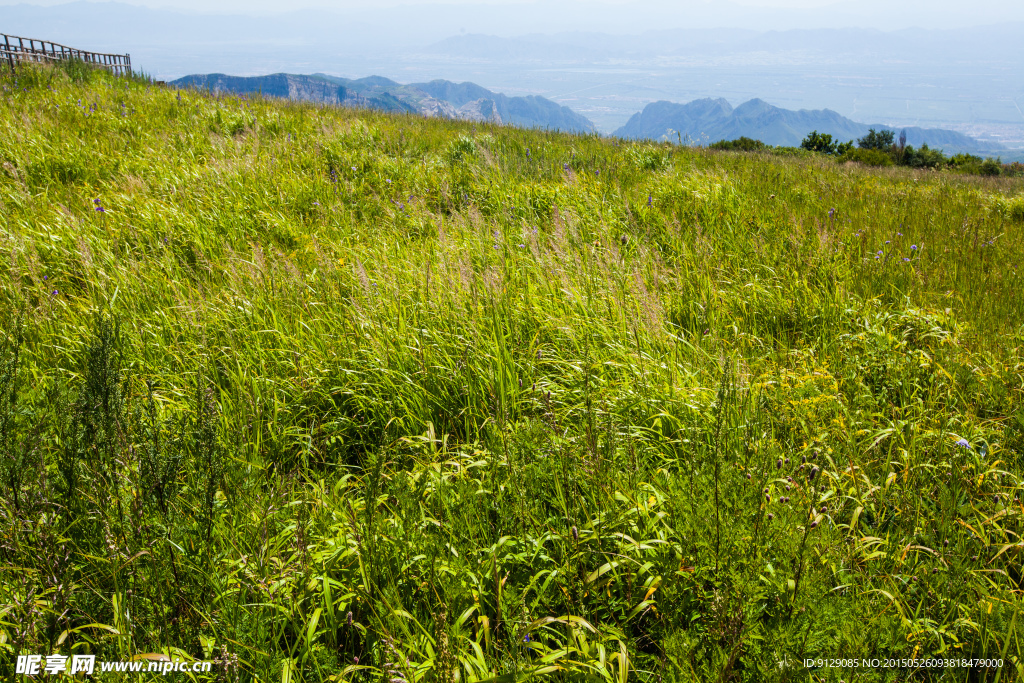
<box><xmin>800</xmin><ymin>130</ymin><xmax>839</xmax><ymax>154</ymax></box>
<box><xmin>709</xmin><ymin>136</ymin><xmax>768</xmax><ymax>152</ymax></box>
<box><xmin>838</xmin><ymin>147</ymin><xmax>893</xmax><ymax>166</ymax></box>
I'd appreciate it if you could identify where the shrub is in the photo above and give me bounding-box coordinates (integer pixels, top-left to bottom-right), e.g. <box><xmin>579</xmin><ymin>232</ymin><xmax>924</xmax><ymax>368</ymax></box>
<box><xmin>710</xmin><ymin>137</ymin><xmax>768</xmax><ymax>152</ymax></box>
<box><xmin>1003</xmin><ymin>161</ymin><xmax>1024</xmax><ymax>177</ymax></box>
<box><xmin>800</xmin><ymin>130</ymin><xmax>838</xmax><ymax>155</ymax></box>
<box><xmin>902</xmin><ymin>143</ymin><xmax>946</xmax><ymax>169</ymax></box>
<box><xmin>838</xmin><ymin>147</ymin><xmax>893</xmax><ymax>167</ymax></box>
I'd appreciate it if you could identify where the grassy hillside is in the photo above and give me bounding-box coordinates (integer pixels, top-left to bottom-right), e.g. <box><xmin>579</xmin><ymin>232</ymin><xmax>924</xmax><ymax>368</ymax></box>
<box><xmin>2</xmin><ymin>63</ymin><xmax>1024</xmax><ymax>682</ymax></box>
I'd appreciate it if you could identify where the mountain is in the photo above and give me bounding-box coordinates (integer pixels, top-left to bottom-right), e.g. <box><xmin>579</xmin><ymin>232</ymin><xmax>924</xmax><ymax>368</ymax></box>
<box><xmin>170</xmin><ymin>73</ymin><xmax>595</xmax><ymax>133</ymax></box>
<box><xmin>411</xmin><ymin>80</ymin><xmax>594</xmax><ymax>132</ymax></box>
<box><xmin>614</xmin><ymin>99</ymin><xmax>999</xmax><ymax>153</ymax></box>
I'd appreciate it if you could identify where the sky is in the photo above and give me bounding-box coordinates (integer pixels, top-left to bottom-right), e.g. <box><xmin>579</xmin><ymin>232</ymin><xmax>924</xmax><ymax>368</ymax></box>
<box><xmin>1</xmin><ymin>0</ymin><xmax>1020</xmax><ymax>17</ymax></box>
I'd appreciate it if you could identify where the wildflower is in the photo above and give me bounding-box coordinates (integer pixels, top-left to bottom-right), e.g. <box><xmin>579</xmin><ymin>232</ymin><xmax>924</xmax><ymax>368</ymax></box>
<box><xmin>768</xmin><ymin>513</ymin><xmax>774</xmax><ymax>520</ymax></box>
<box><xmin>386</xmin><ymin>179</ymin><xmax>391</xmax><ymax>184</ymax></box>
<box><xmin>563</xmin><ymin>163</ymin><xmax>570</xmax><ymax>171</ymax></box>
<box><xmin>353</xmin><ymin>657</ymin><xmax>359</xmax><ymax>664</ymax></box>
<box><xmin>351</xmin><ymin>166</ymin><xmax>356</xmax><ymax>171</ymax></box>
<box><xmin>313</xmin><ymin>202</ymin><xmax>320</xmax><ymax>206</ymax></box>
<box><xmin>523</xmin><ymin>633</ymin><xmax>532</xmax><ymax>643</ymax></box>
<box><xmin>955</xmin><ymin>438</ymin><xmax>971</xmax><ymax>450</ymax></box>
<box><xmin>95</xmin><ymin>207</ymin><xmax>105</xmax><ymax>212</ymax></box>
<box><xmin>346</xmin><ymin>611</ymin><xmax>353</xmax><ymax>626</ymax></box>
<box><xmin>809</xmin><ymin>466</ymin><xmax>819</xmax><ymax>480</ymax></box>
<box><xmin>647</xmin><ymin>194</ymin><xmax>652</xmax><ymax>207</ymax></box>
<box><xmin>52</xmin><ymin>290</ymin><xmax>58</xmax><ymax>295</ymax></box>
<box><xmin>902</xmin><ymin>257</ymin><xmax>910</xmax><ymax>262</ymax></box>
<box><xmin>911</xmin><ymin>244</ymin><xmax>918</xmax><ymax>250</ymax></box>
<box><xmin>93</xmin><ymin>198</ymin><xmax>100</xmax><ymax>204</ymax></box>
<box><xmin>518</xmin><ymin>243</ymin><xmax>525</xmax><ymax>248</ymax></box>
<box><xmin>885</xmin><ymin>240</ymin><xmax>890</xmax><ymax>244</ymax></box>
<box><xmin>571</xmin><ymin>526</ymin><xmax>578</xmax><ymax>542</ymax></box>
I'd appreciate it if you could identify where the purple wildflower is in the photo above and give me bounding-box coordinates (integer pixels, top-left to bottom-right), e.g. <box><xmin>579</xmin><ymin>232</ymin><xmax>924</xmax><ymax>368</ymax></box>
<box><xmin>911</xmin><ymin>244</ymin><xmax>918</xmax><ymax>250</ymax></box>
<box><xmin>955</xmin><ymin>438</ymin><xmax>971</xmax><ymax>449</ymax></box>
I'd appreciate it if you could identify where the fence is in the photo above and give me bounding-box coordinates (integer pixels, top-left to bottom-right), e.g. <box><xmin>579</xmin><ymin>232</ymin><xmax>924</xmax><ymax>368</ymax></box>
<box><xmin>1</xmin><ymin>33</ymin><xmax>131</xmax><ymax>76</ymax></box>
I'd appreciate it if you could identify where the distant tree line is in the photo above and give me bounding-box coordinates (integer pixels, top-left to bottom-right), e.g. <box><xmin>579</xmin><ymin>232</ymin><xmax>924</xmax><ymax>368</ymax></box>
<box><xmin>798</xmin><ymin>128</ymin><xmax>1012</xmax><ymax>175</ymax></box>
<box><xmin>709</xmin><ymin>130</ymin><xmax>1021</xmax><ymax>177</ymax></box>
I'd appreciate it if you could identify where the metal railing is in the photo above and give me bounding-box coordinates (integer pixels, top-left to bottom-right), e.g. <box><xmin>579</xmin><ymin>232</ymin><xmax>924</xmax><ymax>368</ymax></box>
<box><xmin>1</xmin><ymin>33</ymin><xmax>131</xmax><ymax>76</ymax></box>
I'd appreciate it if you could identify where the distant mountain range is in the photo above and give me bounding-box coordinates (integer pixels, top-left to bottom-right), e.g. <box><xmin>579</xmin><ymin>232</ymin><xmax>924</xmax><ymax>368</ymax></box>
<box><xmin>171</xmin><ymin>73</ymin><xmax>998</xmax><ymax>155</ymax></box>
<box><xmin>614</xmin><ymin>99</ymin><xmax>998</xmax><ymax>153</ymax></box>
<box><xmin>170</xmin><ymin>73</ymin><xmax>595</xmax><ymax>133</ymax></box>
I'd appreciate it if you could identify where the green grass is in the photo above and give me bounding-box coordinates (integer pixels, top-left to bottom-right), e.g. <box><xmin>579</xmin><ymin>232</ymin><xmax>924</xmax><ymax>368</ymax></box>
<box><xmin>2</xmin><ymin>62</ymin><xmax>1024</xmax><ymax>682</ymax></box>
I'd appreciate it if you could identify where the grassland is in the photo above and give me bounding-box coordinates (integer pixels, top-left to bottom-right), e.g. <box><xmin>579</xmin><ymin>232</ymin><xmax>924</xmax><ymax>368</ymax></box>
<box><xmin>2</xmin><ymin>62</ymin><xmax>1024</xmax><ymax>682</ymax></box>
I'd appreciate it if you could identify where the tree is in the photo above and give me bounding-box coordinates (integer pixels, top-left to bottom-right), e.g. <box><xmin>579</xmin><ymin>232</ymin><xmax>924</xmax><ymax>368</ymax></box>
<box><xmin>801</xmin><ymin>130</ymin><xmax>838</xmax><ymax>155</ymax></box>
<box><xmin>858</xmin><ymin>128</ymin><xmax>895</xmax><ymax>150</ymax></box>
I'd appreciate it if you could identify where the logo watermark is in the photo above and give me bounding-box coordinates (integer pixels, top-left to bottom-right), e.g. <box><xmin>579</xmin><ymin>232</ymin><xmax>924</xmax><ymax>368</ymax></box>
<box><xmin>16</xmin><ymin>654</ymin><xmax>214</xmax><ymax>676</ymax></box>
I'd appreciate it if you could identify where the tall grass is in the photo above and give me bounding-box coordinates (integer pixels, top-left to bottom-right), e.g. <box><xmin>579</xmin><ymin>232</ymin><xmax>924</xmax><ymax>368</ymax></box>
<box><xmin>1</xmin><ymin>62</ymin><xmax>1024</xmax><ymax>682</ymax></box>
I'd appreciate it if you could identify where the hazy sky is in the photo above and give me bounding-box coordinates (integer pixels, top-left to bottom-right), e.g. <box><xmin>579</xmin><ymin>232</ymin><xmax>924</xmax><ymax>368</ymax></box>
<box><xmin>2</xmin><ymin>0</ymin><xmax>1019</xmax><ymax>14</ymax></box>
